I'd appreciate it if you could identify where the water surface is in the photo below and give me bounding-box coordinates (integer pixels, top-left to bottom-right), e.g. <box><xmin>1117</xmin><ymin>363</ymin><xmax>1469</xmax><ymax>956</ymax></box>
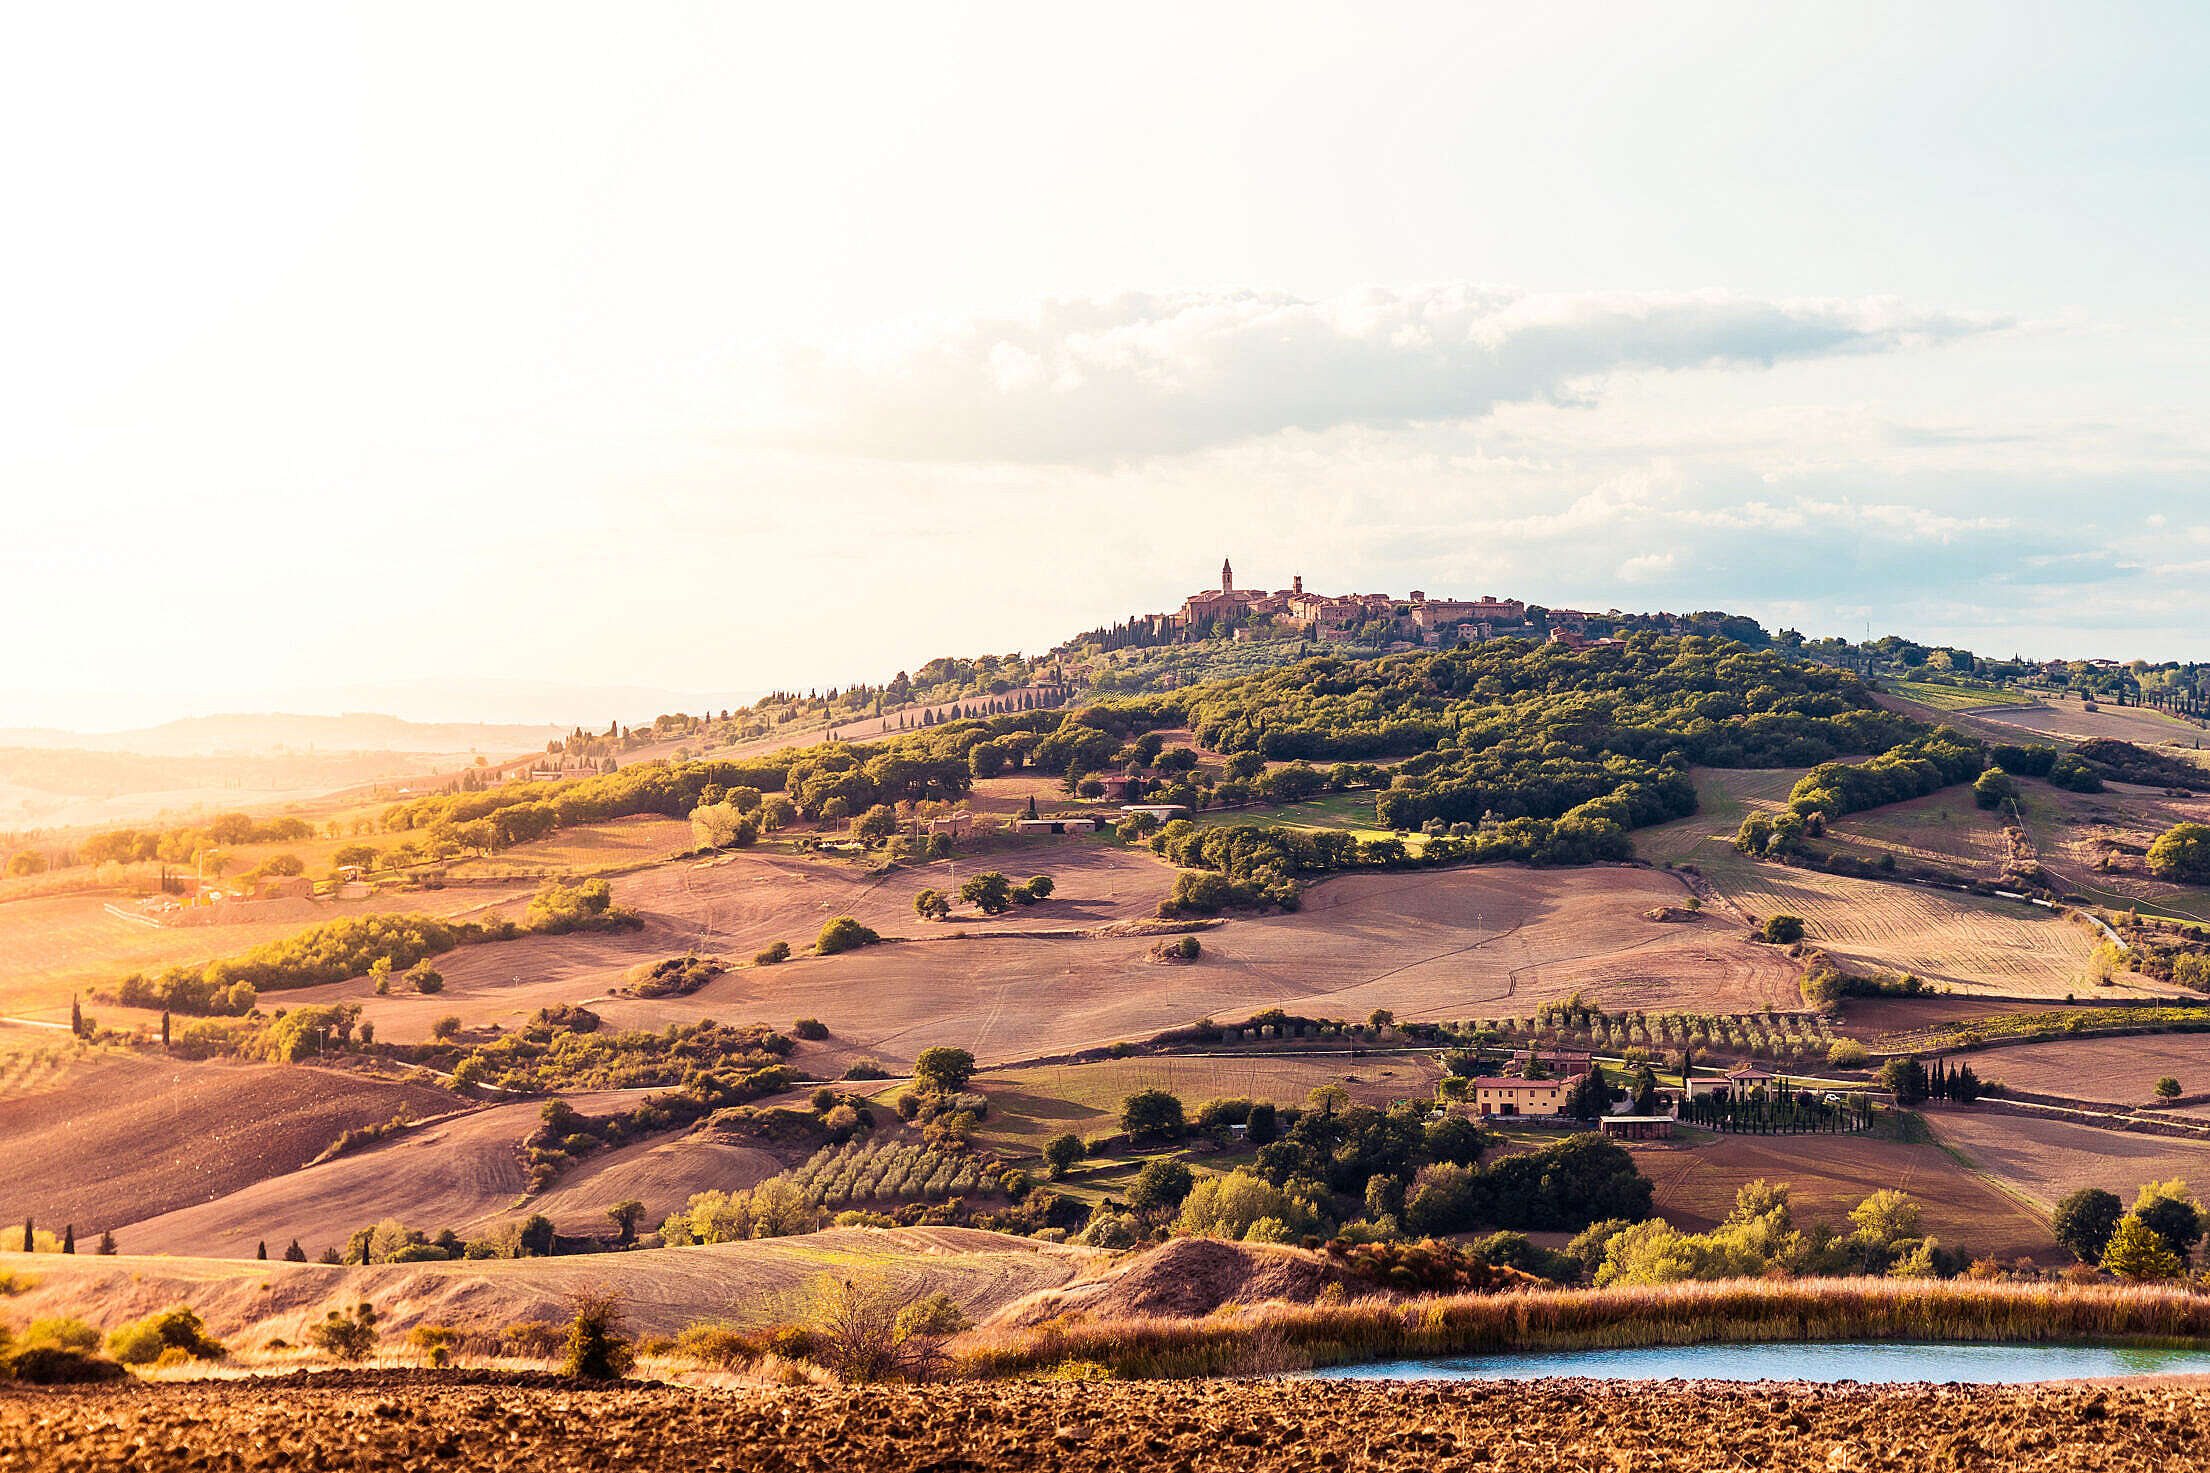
<box><xmin>1299</xmin><ymin>1341</ymin><xmax>2210</xmax><ymax>1384</ymax></box>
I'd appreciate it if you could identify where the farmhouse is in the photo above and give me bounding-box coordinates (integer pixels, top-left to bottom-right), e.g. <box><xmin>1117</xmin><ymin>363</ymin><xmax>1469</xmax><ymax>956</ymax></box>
<box><xmin>1015</xmin><ymin>817</ymin><xmax>1101</xmax><ymax>835</ymax></box>
<box><xmin>1600</xmin><ymin>1115</ymin><xmax>1675</xmax><ymax>1141</ymax></box>
<box><xmin>1121</xmin><ymin>803</ymin><xmax>1190</xmax><ymax>821</ymax></box>
<box><xmin>1468</xmin><ymin>1076</ymin><xmax>1567</xmax><ymax>1117</ymax></box>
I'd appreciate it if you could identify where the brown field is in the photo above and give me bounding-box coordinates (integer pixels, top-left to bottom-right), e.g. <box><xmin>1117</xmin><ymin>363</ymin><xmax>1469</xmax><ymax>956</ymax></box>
<box><xmin>1642</xmin><ymin>1132</ymin><xmax>2057</xmax><ymax>1261</ymax></box>
<box><xmin>1960</xmin><ymin>1034</ymin><xmax>2210</xmax><ymax>1107</ymax></box>
<box><xmin>591</xmin><ymin>865</ymin><xmax>1804</xmax><ymax>1072</ymax></box>
<box><xmin>1825</xmin><ymin>786</ymin><xmax>2012</xmax><ymax>874</ymax></box>
<box><xmin>101</xmin><ymin>1089</ymin><xmax>660</xmax><ymax>1259</ymax></box>
<box><xmin>1973</xmin><ymin>699</ymin><xmax>2210</xmax><ymax>752</ymax></box>
<box><xmin>969</xmin><ymin>1054</ymin><xmax>1446</xmax><ymax>1147</ymax></box>
<box><xmin>2018</xmin><ymin>784</ymin><xmax>2210</xmax><ymax>921</ymax></box>
<box><xmin>0</xmin><ymin>1056</ymin><xmax>464</xmax><ymax>1237</ymax></box>
<box><xmin>0</xmin><ymin>879</ymin><xmax>542</xmax><ymax>1021</ymax></box>
<box><xmin>264</xmin><ymin>842</ymin><xmax>1177</xmax><ymax>1045</ymax></box>
<box><xmin>1691</xmin><ymin>852</ymin><xmax>2107</xmax><ymax>997</ymax></box>
<box><xmin>440</xmin><ymin>814</ymin><xmax>697</xmax><ymax>879</ymax></box>
<box><xmin>1925</xmin><ymin>1108</ymin><xmax>2210</xmax><ymax>1212</ymax></box>
<box><xmin>0</xmin><ymin>1226</ymin><xmax>1084</xmax><ymax>1343</ymax></box>
<box><xmin>1837</xmin><ymin>994</ymin><xmax>2057</xmax><ymax>1039</ymax></box>
<box><xmin>10</xmin><ymin>1379</ymin><xmax>2208</xmax><ymax>1473</ymax></box>
<box><xmin>1631</xmin><ymin>767</ymin><xmax>1807</xmax><ymax>870</ymax></box>
<box><xmin>512</xmin><ymin>1132</ymin><xmax>787</xmax><ymax>1237</ymax></box>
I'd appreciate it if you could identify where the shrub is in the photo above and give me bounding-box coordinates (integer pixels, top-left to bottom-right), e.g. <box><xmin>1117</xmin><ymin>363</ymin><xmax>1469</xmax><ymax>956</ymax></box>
<box><xmin>1760</xmin><ymin>914</ymin><xmax>1806</xmax><ymax>945</ymax></box>
<box><xmin>562</xmin><ymin>1287</ymin><xmax>635</xmax><ymax>1380</ymax></box>
<box><xmin>1826</xmin><ymin>1039</ymin><xmax>1870</xmax><ymax>1068</ymax></box>
<box><xmin>791</xmin><ymin>1017</ymin><xmax>830</xmax><ymax>1040</ymax></box>
<box><xmin>1</xmin><ymin>1346</ymin><xmax>128</xmax><ymax>1384</ymax></box>
<box><xmin>1972</xmin><ymin>767</ymin><xmax>2018</xmax><ymax>810</ymax></box>
<box><xmin>308</xmin><ymin>1302</ymin><xmax>379</xmax><ymax>1361</ymax></box>
<box><xmin>500</xmin><ymin>1321</ymin><xmax>564</xmax><ymax>1358</ymax></box>
<box><xmin>754</xmin><ymin>940</ymin><xmax>792</xmax><ymax>966</ymax></box>
<box><xmin>843</xmin><ymin>1059</ymin><xmax>891</xmax><ymax>1080</ymax></box>
<box><xmin>674</xmin><ymin>1322</ymin><xmax>760</xmax><ymax>1369</ymax></box>
<box><xmin>20</xmin><ymin>1318</ymin><xmax>100</xmax><ymax>1353</ymax></box>
<box><xmin>814</xmin><ymin>917</ymin><xmax>880</xmax><ymax>956</ymax></box>
<box><xmin>108</xmin><ymin>1307</ymin><xmax>225</xmax><ymax>1366</ymax></box>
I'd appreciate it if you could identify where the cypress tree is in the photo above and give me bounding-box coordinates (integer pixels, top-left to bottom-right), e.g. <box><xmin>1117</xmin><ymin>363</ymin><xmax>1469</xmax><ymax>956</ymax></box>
<box><xmin>161</xmin><ymin>1010</ymin><xmax>172</xmax><ymax>1048</ymax></box>
<box><xmin>70</xmin><ymin>995</ymin><xmax>83</xmax><ymax>1038</ymax></box>
<box><xmin>257</xmin><ymin>1241</ymin><xmax>268</xmax><ymax>1260</ymax></box>
<box><xmin>284</xmin><ymin>1239</ymin><xmax>306</xmax><ymax>1263</ymax></box>
<box><xmin>20</xmin><ymin>1218</ymin><xmax>30</xmax><ymax>1252</ymax></box>
<box><xmin>62</xmin><ymin>1225</ymin><xmax>74</xmax><ymax>1254</ymax></box>
<box><xmin>96</xmin><ymin>1230</ymin><xmax>116</xmax><ymax>1256</ymax></box>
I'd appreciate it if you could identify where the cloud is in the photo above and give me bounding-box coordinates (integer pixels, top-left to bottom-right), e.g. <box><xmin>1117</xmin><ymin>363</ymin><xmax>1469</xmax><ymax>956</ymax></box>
<box><xmin>749</xmin><ymin>285</ymin><xmax>2004</xmax><ymax>463</ymax></box>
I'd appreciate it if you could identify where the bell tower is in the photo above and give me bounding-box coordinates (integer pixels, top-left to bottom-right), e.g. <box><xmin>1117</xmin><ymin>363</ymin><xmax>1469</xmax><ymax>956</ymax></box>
<box><xmin>1221</xmin><ymin>556</ymin><xmax>1233</xmax><ymax>593</ymax></box>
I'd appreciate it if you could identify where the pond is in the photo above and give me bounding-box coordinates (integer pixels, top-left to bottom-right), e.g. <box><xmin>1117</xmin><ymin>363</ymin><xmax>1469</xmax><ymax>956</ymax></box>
<box><xmin>1298</xmin><ymin>1341</ymin><xmax>2210</xmax><ymax>1384</ymax></box>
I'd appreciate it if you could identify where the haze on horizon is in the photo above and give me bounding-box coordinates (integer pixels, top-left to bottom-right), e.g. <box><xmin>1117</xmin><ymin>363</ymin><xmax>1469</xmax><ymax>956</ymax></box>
<box><xmin>7</xmin><ymin>0</ymin><xmax>2207</xmax><ymax>731</ymax></box>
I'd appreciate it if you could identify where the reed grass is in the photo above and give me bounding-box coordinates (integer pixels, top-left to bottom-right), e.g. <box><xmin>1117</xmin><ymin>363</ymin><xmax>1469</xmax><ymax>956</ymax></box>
<box><xmin>957</xmin><ymin>1278</ymin><xmax>2210</xmax><ymax>1380</ymax></box>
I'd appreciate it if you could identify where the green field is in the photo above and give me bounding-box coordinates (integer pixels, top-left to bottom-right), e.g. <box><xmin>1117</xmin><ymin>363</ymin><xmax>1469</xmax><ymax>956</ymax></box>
<box><xmin>1883</xmin><ymin>678</ymin><xmax>2031</xmax><ymax>711</ymax></box>
<box><xmin>1187</xmin><ymin>789</ymin><xmax>1424</xmax><ymax>849</ymax></box>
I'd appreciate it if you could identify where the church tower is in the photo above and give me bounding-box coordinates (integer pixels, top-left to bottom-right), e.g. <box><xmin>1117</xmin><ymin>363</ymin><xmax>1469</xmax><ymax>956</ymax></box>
<box><xmin>1221</xmin><ymin>556</ymin><xmax>1233</xmax><ymax>593</ymax></box>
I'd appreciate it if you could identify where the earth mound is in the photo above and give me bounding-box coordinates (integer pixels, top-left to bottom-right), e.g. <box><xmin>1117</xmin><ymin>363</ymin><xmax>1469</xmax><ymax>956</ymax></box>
<box><xmin>996</xmin><ymin>1236</ymin><xmax>1366</xmax><ymax>1326</ymax></box>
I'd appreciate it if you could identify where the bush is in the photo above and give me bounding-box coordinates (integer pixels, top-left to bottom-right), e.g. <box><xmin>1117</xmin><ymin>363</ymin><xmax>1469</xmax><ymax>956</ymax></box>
<box><xmin>20</xmin><ymin>1317</ymin><xmax>100</xmax><ymax>1353</ymax></box>
<box><xmin>108</xmin><ymin>1307</ymin><xmax>225</xmax><ymax>1366</ymax></box>
<box><xmin>1972</xmin><ymin>767</ymin><xmax>2019</xmax><ymax>810</ymax></box>
<box><xmin>814</xmin><ymin>917</ymin><xmax>881</xmax><ymax>956</ymax></box>
<box><xmin>792</xmin><ymin>1017</ymin><xmax>830</xmax><ymax>1040</ymax></box>
<box><xmin>674</xmin><ymin>1322</ymin><xmax>760</xmax><ymax>1369</ymax></box>
<box><xmin>1</xmin><ymin>1346</ymin><xmax>128</xmax><ymax>1384</ymax></box>
<box><xmin>562</xmin><ymin>1287</ymin><xmax>635</xmax><ymax>1380</ymax></box>
<box><xmin>754</xmin><ymin>940</ymin><xmax>792</xmax><ymax>966</ymax></box>
<box><xmin>308</xmin><ymin>1302</ymin><xmax>380</xmax><ymax>1361</ymax></box>
<box><xmin>1760</xmin><ymin>914</ymin><xmax>1806</xmax><ymax>945</ymax></box>
<box><xmin>1826</xmin><ymin>1039</ymin><xmax>1870</xmax><ymax>1068</ymax></box>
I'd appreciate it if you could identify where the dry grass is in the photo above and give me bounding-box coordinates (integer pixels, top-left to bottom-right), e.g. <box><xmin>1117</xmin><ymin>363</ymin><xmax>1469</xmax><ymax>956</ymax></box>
<box><xmin>960</xmin><ymin>1277</ymin><xmax>2210</xmax><ymax>1379</ymax></box>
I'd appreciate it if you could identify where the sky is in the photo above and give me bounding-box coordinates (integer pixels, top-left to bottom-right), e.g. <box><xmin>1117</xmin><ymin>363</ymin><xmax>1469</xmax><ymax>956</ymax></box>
<box><xmin>5</xmin><ymin>1</ymin><xmax>2208</xmax><ymax>729</ymax></box>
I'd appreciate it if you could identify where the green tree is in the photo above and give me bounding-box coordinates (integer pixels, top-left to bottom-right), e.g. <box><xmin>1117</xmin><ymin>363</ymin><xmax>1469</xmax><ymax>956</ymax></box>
<box><xmin>1120</xmin><ymin>1089</ymin><xmax>1186</xmax><ymax>1139</ymax></box>
<box><xmin>2053</xmin><ymin>1188</ymin><xmax>2122</xmax><ymax>1263</ymax></box>
<box><xmin>1879</xmin><ymin>1055</ymin><xmax>1928</xmax><ymax>1106</ymax></box>
<box><xmin>2156</xmin><ymin>1076</ymin><xmax>2183</xmax><ymax>1101</ymax></box>
<box><xmin>958</xmin><ymin>871</ymin><xmax>1014</xmax><ymax>915</ymax></box>
<box><xmin>608</xmin><ymin>1200</ymin><xmax>646</xmax><ymax>1246</ymax></box>
<box><xmin>914</xmin><ymin>1046</ymin><xmax>976</xmax><ymax>1093</ymax></box>
<box><xmin>2132</xmin><ymin>1181</ymin><xmax>2205</xmax><ymax>1261</ymax></box>
<box><xmin>1126</xmin><ymin>1157</ymin><xmax>1196</xmax><ymax>1214</ymax></box>
<box><xmin>1759</xmin><ymin>914</ymin><xmax>1806</xmax><ymax>944</ymax></box>
<box><xmin>1972</xmin><ymin>766</ymin><xmax>2019</xmax><ymax>810</ymax></box>
<box><xmin>1563</xmin><ymin>1066</ymin><xmax>1613</xmax><ymax>1121</ymax></box>
<box><xmin>2148</xmin><ymin>823</ymin><xmax>2210</xmax><ymax>882</ymax></box>
<box><xmin>2103</xmin><ymin>1213</ymin><xmax>2184</xmax><ymax>1280</ymax></box>
<box><xmin>913</xmin><ymin>888</ymin><xmax>950</xmax><ymax>921</ymax></box>
<box><xmin>853</xmin><ymin>803</ymin><xmax>899</xmax><ymax>843</ymax></box>
<box><xmin>1042</xmin><ymin>1133</ymin><xmax>1085</xmax><ymax>1179</ymax></box>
